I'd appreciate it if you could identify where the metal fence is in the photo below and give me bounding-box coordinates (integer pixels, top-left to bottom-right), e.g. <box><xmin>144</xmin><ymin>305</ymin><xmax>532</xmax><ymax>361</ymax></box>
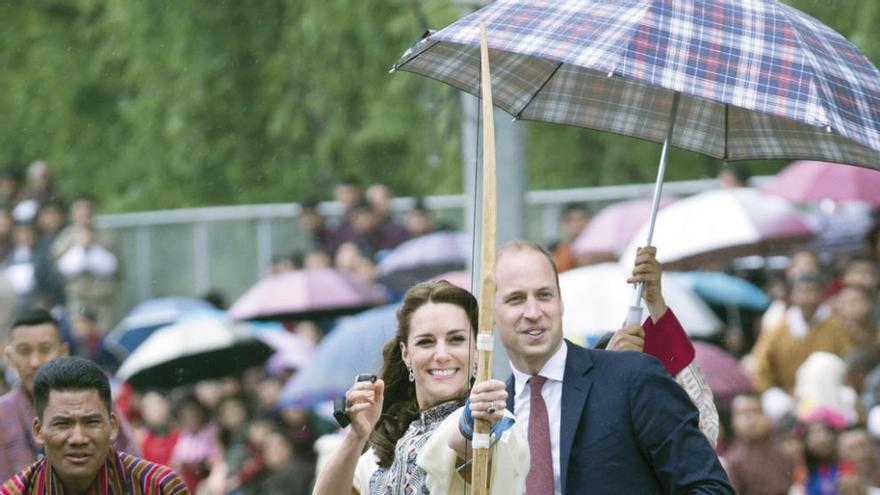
<box><xmin>97</xmin><ymin>177</ymin><xmax>768</xmax><ymax>320</ymax></box>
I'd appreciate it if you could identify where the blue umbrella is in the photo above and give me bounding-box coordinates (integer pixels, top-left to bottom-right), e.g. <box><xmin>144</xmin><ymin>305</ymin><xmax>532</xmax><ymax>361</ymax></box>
<box><xmin>279</xmin><ymin>304</ymin><xmax>399</xmax><ymax>408</ymax></box>
<box><xmin>104</xmin><ymin>297</ymin><xmax>214</xmax><ymax>359</ymax></box>
<box><xmin>668</xmin><ymin>271</ymin><xmax>770</xmax><ymax>311</ymax></box>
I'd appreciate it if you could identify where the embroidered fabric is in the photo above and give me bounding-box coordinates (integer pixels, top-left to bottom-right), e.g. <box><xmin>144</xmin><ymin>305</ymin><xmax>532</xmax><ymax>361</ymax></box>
<box><xmin>368</xmin><ymin>400</ymin><xmax>462</xmax><ymax>495</ymax></box>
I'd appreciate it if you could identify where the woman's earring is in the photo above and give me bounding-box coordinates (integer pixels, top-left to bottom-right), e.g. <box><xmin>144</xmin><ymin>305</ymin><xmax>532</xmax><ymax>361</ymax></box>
<box><xmin>408</xmin><ymin>366</ymin><xmax>414</xmax><ymax>382</ymax></box>
<box><xmin>471</xmin><ymin>362</ymin><xmax>477</xmax><ymax>378</ymax></box>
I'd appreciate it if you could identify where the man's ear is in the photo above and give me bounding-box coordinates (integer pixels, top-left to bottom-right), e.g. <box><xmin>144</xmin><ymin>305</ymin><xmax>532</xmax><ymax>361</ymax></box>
<box><xmin>109</xmin><ymin>412</ymin><xmax>119</xmax><ymax>443</ymax></box>
<box><xmin>32</xmin><ymin>417</ymin><xmax>45</xmax><ymax>446</ymax></box>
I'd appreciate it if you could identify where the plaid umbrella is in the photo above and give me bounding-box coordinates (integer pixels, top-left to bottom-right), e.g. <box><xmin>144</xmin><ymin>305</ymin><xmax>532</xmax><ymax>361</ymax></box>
<box><xmin>393</xmin><ymin>0</ymin><xmax>880</xmax><ymax>167</ymax></box>
<box><xmin>393</xmin><ymin>0</ymin><xmax>880</xmax><ymax>323</ymax></box>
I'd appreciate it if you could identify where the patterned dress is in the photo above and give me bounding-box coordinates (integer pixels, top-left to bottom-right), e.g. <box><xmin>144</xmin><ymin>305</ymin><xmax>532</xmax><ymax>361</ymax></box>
<box><xmin>368</xmin><ymin>400</ymin><xmax>462</xmax><ymax>495</ymax></box>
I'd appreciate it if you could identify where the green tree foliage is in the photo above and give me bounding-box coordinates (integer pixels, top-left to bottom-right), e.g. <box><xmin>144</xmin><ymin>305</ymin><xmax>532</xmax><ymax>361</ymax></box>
<box><xmin>0</xmin><ymin>1</ymin><xmax>877</xmax><ymax>211</ymax></box>
<box><xmin>0</xmin><ymin>0</ymin><xmax>463</xmax><ymax>211</ymax></box>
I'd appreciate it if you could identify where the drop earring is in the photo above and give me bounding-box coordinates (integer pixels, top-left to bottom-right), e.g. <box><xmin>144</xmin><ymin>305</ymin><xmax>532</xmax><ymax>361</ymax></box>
<box><xmin>408</xmin><ymin>366</ymin><xmax>414</xmax><ymax>382</ymax></box>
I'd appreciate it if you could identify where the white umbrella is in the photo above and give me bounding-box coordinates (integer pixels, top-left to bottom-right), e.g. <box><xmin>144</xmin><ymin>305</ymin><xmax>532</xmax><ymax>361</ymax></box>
<box><xmin>115</xmin><ymin>310</ymin><xmax>273</xmax><ymax>389</ymax></box>
<box><xmin>620</xmin><ymin>188</ymin><xmax>814</xmax><ymax>271</ymax></box>
<box><xmin>560</xmin><ymin>263</ymin><xmax>722</xmax><ymax>345</ymax></box>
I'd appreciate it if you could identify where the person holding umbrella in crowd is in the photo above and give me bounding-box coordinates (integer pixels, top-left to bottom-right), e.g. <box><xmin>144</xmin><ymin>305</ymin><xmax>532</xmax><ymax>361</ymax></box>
<box><xmin>313</xmin><ymin>280</ymin><xmax>528</xmax><ymax>495</ymax></box>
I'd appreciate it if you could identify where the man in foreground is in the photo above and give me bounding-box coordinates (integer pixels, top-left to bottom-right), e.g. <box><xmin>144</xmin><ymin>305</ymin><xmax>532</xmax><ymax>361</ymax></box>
<box><xmin>495</xmin><ymin>241</ymin><xmax>732</xmax><ymax>494</ymax></box>
<box><xmin>1</xmin><ymin>356</ymin><xmax>188</xmax><ymax>494</ymax></box>
<box><xmin>0</xmin><ymin>309</ymin><xmax>139</xmax><ymax>480</ymax></box>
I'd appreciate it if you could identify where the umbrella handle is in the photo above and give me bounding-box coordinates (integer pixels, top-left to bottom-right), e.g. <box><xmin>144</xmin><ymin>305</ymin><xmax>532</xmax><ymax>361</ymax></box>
<box><xmin>627</xmin><ymin>92</ymin><xmax>681</xmax><ymax>326</ymax></box>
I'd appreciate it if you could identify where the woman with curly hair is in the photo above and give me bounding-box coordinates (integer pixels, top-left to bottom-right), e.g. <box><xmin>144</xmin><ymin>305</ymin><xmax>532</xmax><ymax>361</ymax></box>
<box><xmin>313</xmin><ymin>279</ymin><xmax>527</xmax><ymax>494</ymax></box>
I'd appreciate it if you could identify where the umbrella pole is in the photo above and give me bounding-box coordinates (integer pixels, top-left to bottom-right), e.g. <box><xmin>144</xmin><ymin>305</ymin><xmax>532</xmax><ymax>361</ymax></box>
<box><xmin>470</xmin><ymin>21</ymin><xmax>497</xmax><ymax>495</ymax></box>
<box><xmin>626</xmin><ymin>91</ymin><xmax>681</xmax><ymax>325</ymax></box>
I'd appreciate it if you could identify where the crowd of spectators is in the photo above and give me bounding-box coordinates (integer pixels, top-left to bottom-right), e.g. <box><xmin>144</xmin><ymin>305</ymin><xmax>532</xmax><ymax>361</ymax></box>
<box><xmin>2</xmin><ymin>166</ymin><xmax>880</xmax><ymax>494</ymax></box>
<box><xmin>0</xmin><ymin>160</ymin><xmax>121</xmax><ymax>359</ymax></box>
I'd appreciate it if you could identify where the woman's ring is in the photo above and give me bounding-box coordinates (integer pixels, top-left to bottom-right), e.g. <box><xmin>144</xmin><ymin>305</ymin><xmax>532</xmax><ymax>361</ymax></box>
<box><xmin>487</xmin><ymin>402</ymin><xmax>497</xmax><ymax>415</ymax></box>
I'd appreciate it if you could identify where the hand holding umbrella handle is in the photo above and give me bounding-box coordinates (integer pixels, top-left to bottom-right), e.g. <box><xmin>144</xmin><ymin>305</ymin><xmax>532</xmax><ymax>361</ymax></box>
<box><xmin>625</xmin><ymin>92</ymin><xmax>681</xmax><ymax>327</ymax></box>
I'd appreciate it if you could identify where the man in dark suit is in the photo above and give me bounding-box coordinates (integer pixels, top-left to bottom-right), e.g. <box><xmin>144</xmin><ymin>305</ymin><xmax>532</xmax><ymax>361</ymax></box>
<box><xmin>493</xmin><ymin>241</ymin><xmax>733</xmax><ymax>494</ymax></box>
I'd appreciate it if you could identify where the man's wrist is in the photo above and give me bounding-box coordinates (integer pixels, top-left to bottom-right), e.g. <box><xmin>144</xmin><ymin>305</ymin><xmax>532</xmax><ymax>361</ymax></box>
<box><xmin>646</xmin><ymin>298</ymin><xmax>668</xmax><ymax>322</ymax></box>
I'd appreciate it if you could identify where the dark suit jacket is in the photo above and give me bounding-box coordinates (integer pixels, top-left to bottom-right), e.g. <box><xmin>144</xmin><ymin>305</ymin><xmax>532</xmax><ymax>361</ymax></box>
<box><xmin>506</xmin><ymin>341</ymin><xmax>733</xmax><ymax>494</ymax></box>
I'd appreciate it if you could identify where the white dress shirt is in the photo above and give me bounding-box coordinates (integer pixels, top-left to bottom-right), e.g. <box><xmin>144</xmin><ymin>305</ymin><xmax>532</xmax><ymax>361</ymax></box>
<box><xmin>511</xmin><ymin>340</ymin><xmax>568</xmax><ymax>495</ymax></box>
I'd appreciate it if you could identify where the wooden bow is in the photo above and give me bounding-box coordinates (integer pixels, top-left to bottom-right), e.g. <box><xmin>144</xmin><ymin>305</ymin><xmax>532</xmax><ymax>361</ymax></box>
<box><xmin>471</xmin><ymin>21</ymin><xmax>497</xmax><ymax>495</ymax></box>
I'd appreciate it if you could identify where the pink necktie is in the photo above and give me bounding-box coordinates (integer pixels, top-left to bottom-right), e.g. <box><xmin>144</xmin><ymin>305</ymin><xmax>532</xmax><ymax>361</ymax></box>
<box><xmin>526</xmin><ymin>375</ymin><xmax>554</xmax><ymax>495</ymax></box>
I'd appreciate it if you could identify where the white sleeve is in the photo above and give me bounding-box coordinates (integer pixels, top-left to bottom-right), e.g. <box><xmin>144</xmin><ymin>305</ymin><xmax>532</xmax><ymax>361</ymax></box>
<box><xmin>85</xmin><ymin>245</ymin><xmax>118</xmax><ymax>277</ymax></box>
<box><xmin>57</xmin><ymin>244</ymin><xmax>88</xmax><ymax>277</ymax></box>
<box><xmin>352</xmin><ymin>448</ymin><xmax>380</xmax><ymax>494</ymax></box>
<box><xmin>418</xmin><ymin>407</ymin><xmax>530</xmax><ymax>495</ymax></box>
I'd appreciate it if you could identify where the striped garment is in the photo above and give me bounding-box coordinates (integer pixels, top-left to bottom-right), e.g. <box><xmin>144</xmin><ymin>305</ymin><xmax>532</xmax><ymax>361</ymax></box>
<box><xmin>0</xmin><ymin>450</ymin><xmax>189</xmax><ymax>495</ymax></box>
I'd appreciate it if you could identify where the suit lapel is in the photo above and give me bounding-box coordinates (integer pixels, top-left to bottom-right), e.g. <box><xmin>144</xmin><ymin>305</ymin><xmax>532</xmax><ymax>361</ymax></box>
<box><xmin>560</xmin><ymin>342</ymin><xmax>594</xmax><ymax>495</ymax></box>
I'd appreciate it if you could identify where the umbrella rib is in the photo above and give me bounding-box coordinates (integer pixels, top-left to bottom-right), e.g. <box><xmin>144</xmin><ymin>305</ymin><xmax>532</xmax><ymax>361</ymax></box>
<box><xmin>514</xmin><ymin>61</ymin><xmax>564</xmax><ymax>120</ymax></box>
<box><xmin>724</xmin><ymin>103</ymin><xmax>730</xmax><ymax>161</ymax></box>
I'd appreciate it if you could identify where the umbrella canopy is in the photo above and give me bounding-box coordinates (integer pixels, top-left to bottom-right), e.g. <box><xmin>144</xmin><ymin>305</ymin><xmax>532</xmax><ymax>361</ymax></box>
<box><xmin>228</xmin><ymin>268</ymin><xmax>387</xmax><ymax>321</ymax></box>
<box><xmin>115</xmin><ymin>310</ymin><xmax>273</xmax><ymax>389</ymax></box>
<box><xmin>256</xmin><ymin>325</ymin><xmax>315</xmax><ymax>375</ymax></box>
<box><xmin>376</xmin><ymin>231</ymin><xmax>469</xmax><ymax>293</ymax></box>
<box><xmin>560</xmin><ymin>262</ymin><xmax>722</xmax><ymax>344</ymax></box>
<box><xmin>571</xmin><ymin>196</ymin><xmax>678</xmax><ymax>263</ymax></box>
<box><xmin>279</xmin><ymin>304</ymin><xmax>399</xmax><ymax>408</ymax></box>
<box><xmin>764</xmin><ymin>160</ymin><xmax>880</xmax><ymax>207</ymax></box>
<box><xmin>668</xmin><ymin>271</ymin><xmax>770</xmax><ymax>311</ymax></box>
<box><xmin>393</xmin><ymin>0</ymin><xmax>880</xmax><ymax>167</ymax></box>
<box><xmin>693</xmin><ymin>341</ymin><xmax>752</xmax><ymax>402</ymax></box>
<box><xmin>620</xmin><ymin>188</ymin><xmax>814</xmax><ymax>270</ymax></box>
<box><xmin>104</xmin><ymin>297</ymin><xmax>214</xmax><ymax>358</ymax></box>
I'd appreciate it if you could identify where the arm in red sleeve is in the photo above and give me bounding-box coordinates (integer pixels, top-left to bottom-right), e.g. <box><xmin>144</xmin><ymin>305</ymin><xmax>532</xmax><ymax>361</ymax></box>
<box><xmin>642</xmin><ymin>308</ymin><xmax>695</xmax><ymax>376</ymax></box>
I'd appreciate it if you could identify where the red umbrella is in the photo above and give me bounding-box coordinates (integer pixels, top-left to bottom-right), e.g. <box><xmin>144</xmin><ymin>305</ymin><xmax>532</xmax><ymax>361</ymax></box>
<box><xmin>693</xmin><ymin>341</ymin><xmax>752</xmax><ymax>402</ymax></box>
<box><xmin>571</xmin><ymin>196</ymin><xmax>678</xmax><ymax>263</ymax></box>
<box><xmin>764</xmin><ymin>160</ymin><xmax>880</xmax><ymax>207</ymax></box>
<box><xmin>228</xmin><ymin>268</ymin><xmax>387</xmax><ymax>321</ymax></box>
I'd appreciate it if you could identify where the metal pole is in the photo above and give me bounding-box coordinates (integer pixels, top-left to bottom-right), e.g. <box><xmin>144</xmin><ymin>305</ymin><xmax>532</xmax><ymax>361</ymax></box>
<box><xmin>626</xmin><ymin>91</ymin><xmax>681</xmax><ymax>325</ymax></box>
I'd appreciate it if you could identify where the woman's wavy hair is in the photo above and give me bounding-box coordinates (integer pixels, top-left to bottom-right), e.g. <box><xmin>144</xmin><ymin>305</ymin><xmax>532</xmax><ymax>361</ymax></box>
<box><xmin>369</xmin><ymin>279</ymin><xmax>478</xmax><ymax>468</ymax></box>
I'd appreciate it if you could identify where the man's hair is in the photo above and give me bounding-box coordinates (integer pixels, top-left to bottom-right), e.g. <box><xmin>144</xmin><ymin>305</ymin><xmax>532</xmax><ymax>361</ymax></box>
<box><xmin>497</xmin><ymin>240</ymin><xmax>560</xmax><ymax>291</ymax></box>
<box><xmin>33</xmin><ymin>356</ymin><xmax>112</xmax><ymax>421</ymax></box>
<box><xmin>562</xmin><ymin>202</ymin><xmax>589</xmax><ymax>216</ymax></box>
<box><xmin>10</xmin><ymin>308</ymin><xmax>61</xmax><ymax>340</ymax></box>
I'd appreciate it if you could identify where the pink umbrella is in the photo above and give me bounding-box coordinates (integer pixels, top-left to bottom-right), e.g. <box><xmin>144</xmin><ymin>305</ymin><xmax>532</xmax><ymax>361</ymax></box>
<box><xmin>432</xmin><ymin>270</ymin><xmax>471</xmax><ymax>291</ymax></box>
<box><xmin>693</xmin><ymin>341</ymin><xmax>752</xmax><ymax>402</ymax></box>
<box><xmin>764</xmin><ymin>160</ymin><xmax>880</xmax><ymax>207</ymax></box>
<box><xmin>571</xmin><ymin>196</ymin><xmax>678</xmax><ymax>263</ymax></box>
<box><xmin>256</xmin><ymin>327</ymin><xmax>315</xmax><ymax>375</ymax></box>
<box><xmin>229</xmin><ymin>268</ymin><xmax>387</xmax><ymax>321</ymax></box>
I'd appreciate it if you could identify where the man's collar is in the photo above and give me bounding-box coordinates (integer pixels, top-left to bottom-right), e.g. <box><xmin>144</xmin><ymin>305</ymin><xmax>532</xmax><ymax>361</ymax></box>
<box><xmin>510</xmin><ymin>340</ymin><xmax>568</xmax><ymax>397</ymax></box>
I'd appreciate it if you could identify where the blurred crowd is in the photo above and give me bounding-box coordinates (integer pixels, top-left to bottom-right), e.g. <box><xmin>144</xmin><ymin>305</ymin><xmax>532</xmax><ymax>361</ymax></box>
<box><xmin>2</xmin><ymin>163</ymin><xmax>880</xmax><ymax>495</ymax></box>
<box><xmin>0</xmin><ymin>159</ymin><xmax>121</xmax><ymax>363</ymax></box>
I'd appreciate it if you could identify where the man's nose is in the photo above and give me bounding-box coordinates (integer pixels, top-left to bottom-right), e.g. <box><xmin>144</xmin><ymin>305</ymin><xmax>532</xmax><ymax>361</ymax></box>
<box><xmin>523</xmin><ymin>296</ymin><xmax>542</xmax><ymax>319</ymax></box>
<box><xmin>68</xmin><ymin>424</ymin><xmax>88</xmax><ymax>444</ymax></box>
<box><xmin>28</xmin><ymin>353</ymin><xmax>44</xmax><ymax>369</ymax></box>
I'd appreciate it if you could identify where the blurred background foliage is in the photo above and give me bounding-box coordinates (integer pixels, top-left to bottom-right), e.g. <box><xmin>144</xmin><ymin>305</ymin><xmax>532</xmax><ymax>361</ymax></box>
<box><xmin>0</xmin><ymin>0</ymin><xmax>877</xmax><ymax>212</ymax></box>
